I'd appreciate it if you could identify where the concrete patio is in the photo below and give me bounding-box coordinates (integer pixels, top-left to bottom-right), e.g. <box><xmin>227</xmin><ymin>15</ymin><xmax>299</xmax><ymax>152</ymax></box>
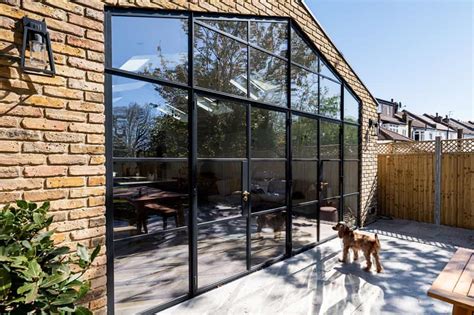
<box><xmin>160</xmin><ymin>219</ymin><xmax>474</xmax><ymax>315</ymax></box>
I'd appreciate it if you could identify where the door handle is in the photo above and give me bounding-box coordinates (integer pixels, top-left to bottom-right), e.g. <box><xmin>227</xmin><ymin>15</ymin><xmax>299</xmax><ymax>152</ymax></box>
<box><xmin>242</xmin><ymin>190</ymin><xmax>250</xmax><ymax>202</ymax></box>
<box><xmin>319</xmin><ymin>182</ymin><xmax>328</xmax><ymax>191</ymax></box>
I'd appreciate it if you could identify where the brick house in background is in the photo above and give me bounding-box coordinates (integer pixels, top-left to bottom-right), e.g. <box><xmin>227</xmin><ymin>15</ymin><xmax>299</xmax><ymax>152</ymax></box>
<box><xmin>0</xmin><ymin>1</ymin><xmax>379</xmax><ymax>314</ymax></box>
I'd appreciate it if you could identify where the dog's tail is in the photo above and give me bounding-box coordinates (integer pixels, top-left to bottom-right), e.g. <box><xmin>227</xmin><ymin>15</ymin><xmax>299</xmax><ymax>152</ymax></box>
<box><xmin>375</xmin><ymin>233</ymin><xmax>381</xmax><ymax>249</ymax></box>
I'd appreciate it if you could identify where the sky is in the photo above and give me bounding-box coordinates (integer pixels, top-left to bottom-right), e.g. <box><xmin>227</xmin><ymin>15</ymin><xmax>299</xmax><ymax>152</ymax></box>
<box><xmin>307</xmin><ymin>0</ymin><xmax>473</xmax><ymax>120</ymax></box>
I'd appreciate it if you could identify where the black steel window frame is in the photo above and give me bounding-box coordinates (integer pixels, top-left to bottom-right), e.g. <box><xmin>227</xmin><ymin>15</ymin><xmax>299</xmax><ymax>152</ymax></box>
<box><xmin>104</xmin><ymin>7</ymin><xmax>362</xmax><ymax>315</ymax></box>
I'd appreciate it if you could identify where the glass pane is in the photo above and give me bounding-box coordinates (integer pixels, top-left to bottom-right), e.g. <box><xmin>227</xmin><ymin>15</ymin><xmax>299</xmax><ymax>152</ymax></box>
<box><xmin>113</xmin><ymin>160</ymin><xmax>189</xmax><ymax>312</ymax></box>
<box><xmin>198</xmin><ymin>218</ymin><xmax>247</xmax><ymax>288</ymax></box>
<box><xmin>251</xmin><ymin>211</ymin><xmax>286</xmax><ymax>266</ymax></box>
<box><xmin>291</xmin><ymin>65</ymin><xmax>318</xmax><ymax>112</ymax></box>
<box><xmin>114</xmin><ymin>231</ymin><xmax>188</xmax><ymax>314</ymax></box>
<box><xmin>197</xmin><ymin>161</ymin><xmax>243</xmax><ymax>223</ymax></box>
<box><xmin>320</xmin><ymin>198</ymin><xmax>339</xmax><ymax>240</ymax></box>
<box><xmin>112</xmin><ymin>16</ymin><xmax>188</xmax><ymax>84</ymax></box>
<box><xmin>344</xmin><ymin>161</ymin><xmax>358</xmax><ymax>194</ymax></box>
<box><xmin>250</xmin><ymin>48</ymin><xmax>287</xmax><ymax>106</ymax></box>
<box><xmin>194</xmin><ymin>25</ymin><xmax>247</xmax><ymax>96</ymax></box>
<box><xmin>113</xmin><ymin>160</ymin><xmax>189</xmax><ymax>236</ymax></box>
<box><xmin>320</xmin><ymin>160</ymin><xmax>340</xmax><ymax>199</ymax></box>
<box><xmin>291</xmin><ymin>28</ymin><xmax>318</xmax><ymax>72</ymax></box>
<box><xmin>344</xmin><ymin>124</ymin><xmax>359</xmax><ymax>159</ymax></box>
<box><xmin>320</xmin><ymin>60</ymin><xmax>339</xmax><ymax>82</ymax></box>
<box><xmin>197</xmin><ymin>96</ymin><xmax>246</xmax><ymax>158</ymax></box>
<box><xmin>112</xmin><ymin>76</ymin><xmax>188</xmax><ymax>158</ymax></box>
<box><xmin>343</xmin><ymin>194</ymin><xmax>358</xmax><ymax>227</ymax></box>
<box><xmin>292</xmin><ymin>203</ymin><xmax>317</xmax><ymax>249</ymax></box>
<box><xmin>251</xmin><ymin>108</ymin><xmax>286</xmax><ymax>158</ymax></box>
<box><xmin>250</xmin><ymin>21</ymin><xmax>287</xmax><ymax>56</ymax></box>
<box><xmin>320</xmin><ymin>121</ymin><xmax>340</xmax><ymax>159</ymax></box>
<box><xmin>198</xmin><ymin>19</ymin><xmax>247</xmax><ymax>41</ymax></box>
<box><xmin>320</xmin><ymin>77</ymin><xmax>341</xmax><ymax>119</ymax></box>
<box><xmin>292</xmin><ymin>161</ymin><xmax>317</xmax><ymax>205</ymax></box>
<box><xmin>251</xmin><ymin>161</ymin><xmax>285</xmax><ymax>212</ymax></box>
<box><xmin>292</xmin><ymin>115</ymin><xmax>318</xmax><ymax>159</ymax></box>
<box><xmin>344</xmin><ymin>87</ymin><xmax>359</xmax><ymax>123</ymax></box>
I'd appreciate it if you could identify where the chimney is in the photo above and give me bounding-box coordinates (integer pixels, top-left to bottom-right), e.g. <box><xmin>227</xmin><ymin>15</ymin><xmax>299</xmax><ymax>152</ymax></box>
<box><xmin>408</xmin><ymin>119</ymin><xmax>412</xmax><ymax>138</ymax></box>
<box><xmin>391</xmin><ymin>98</ymin><xmax>394</xmax><ymax>103</ymax></box>
<box><xmin>457</xmin><ymin>128</ymin><xmax>463</xmax><ymax>139</ymax></box>
<box><xmin>402</xmin><ymin>111</ymin><xmax>408</xmax><ymax>123</ymax></box>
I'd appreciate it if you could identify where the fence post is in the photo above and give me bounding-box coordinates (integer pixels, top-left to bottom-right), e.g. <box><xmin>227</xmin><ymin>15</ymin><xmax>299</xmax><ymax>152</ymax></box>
<box><xmin>434</xmin><ymin>136</ymin><xmax>442</xmax><ymax>225</ymax></box>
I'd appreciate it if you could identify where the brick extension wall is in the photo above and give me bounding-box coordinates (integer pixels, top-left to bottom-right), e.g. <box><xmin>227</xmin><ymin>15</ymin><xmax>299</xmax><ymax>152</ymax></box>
<box><xmin>0</xmin><ymin>1</ymin><xmax>378</xmax><ymax>313</ymax></box>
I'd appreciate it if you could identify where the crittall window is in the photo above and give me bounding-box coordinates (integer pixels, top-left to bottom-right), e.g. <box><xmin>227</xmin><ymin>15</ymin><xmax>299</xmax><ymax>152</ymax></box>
<box><xmin>105</xmin><ymin>9</ymin><xmax>361</xmax><ymax>314</ymax></box>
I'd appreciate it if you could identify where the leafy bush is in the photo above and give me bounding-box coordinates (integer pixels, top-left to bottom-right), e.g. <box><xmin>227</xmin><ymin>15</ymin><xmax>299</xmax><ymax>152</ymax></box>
<box><xmin>0</xmin><ymin>200</ymin><xmax>100</xmax><ymax>314</ymax></box>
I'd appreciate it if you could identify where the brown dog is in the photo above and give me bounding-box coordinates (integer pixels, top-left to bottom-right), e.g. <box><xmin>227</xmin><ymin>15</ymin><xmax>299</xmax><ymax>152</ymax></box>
<box><xmin>332</xmin><ymin>222</ymin><xmax>383</xmax><ymax>273</ymax></box>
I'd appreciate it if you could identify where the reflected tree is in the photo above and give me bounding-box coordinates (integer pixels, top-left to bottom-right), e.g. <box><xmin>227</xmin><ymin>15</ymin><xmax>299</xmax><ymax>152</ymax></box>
<box><xmin>113</xmin><ymin>103</ymin><xmax>153</xmax><ymax>157</ymax></box>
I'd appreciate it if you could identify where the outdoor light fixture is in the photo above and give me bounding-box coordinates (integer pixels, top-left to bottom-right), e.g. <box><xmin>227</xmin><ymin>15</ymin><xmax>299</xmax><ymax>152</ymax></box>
<box><xmin>368</xmin><ymin>118</ymin><xmax>379</xmax><ymax>137</ymax></box>
<box><xmin>20</xmin><ymin>17</ymin><xmax>55</xmax><ymax>76</ymax></box>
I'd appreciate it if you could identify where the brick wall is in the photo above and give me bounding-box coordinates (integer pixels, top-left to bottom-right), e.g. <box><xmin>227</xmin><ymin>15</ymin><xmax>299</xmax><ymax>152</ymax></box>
<box><xmin>0</xmin><ymin>0</ymin><xmax>378</xmax><ymax>313</ymax></box>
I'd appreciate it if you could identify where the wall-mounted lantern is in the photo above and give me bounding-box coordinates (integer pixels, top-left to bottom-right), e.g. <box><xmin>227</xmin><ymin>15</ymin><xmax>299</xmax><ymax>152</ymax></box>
<box><xmin>20</xmin><ymin>17</ymin><xmax>55</xmax><ymax>76</ymax></box>
<box><xmin>368</xmin><ymin>118</ymin><xmax>379</xmax><ymax>137</ymax></box>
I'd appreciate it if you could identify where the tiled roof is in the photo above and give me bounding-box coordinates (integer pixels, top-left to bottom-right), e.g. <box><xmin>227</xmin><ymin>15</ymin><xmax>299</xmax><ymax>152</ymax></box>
<box><xmin>378</xmin><ymin>126</ymin><xmax>413</xmax><ymax>142</ymax></box>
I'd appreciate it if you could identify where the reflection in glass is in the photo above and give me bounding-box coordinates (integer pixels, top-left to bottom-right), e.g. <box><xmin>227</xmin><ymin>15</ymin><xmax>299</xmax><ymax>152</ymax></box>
<box><xmin>344</xmin><ymin>161</ymin><xmax>358</xmax><ymax>194</ymax></box>
<box><xmin>320</xmin><ymin>60</ymin><xmax>339</xmax><ymax>82</ymax></box>
<box><xmin>250</xmin><ymin>48</ymin><xmax>287</xmax><ymax>106</ymax></box>
<box><xmin>319</xmin><ymin>198</ymin><xmax>339</xmax><ymax>240</ymax></box>
<box><xmin>344</xmin><ymin>87</ymin><xmax>359</xmax><ymax>123</ymax></box>
<box><xmin>292</xmin><ymin>203</ymin><xmax>317</xmax><ymax>249</ymax></box>
<box><xmin>343</xmin><ymin>194</ymin><xmax>358</xmax><ymax>227</ymax></box>
<box><xmin>344</xmin><ymin>124</ymin><xmax>358</xmax><ymax>159</ymax></box>
<box><xmin>251</xmin><ymin>211</ymin><xmax>286</xmax><ymax>265</ymax></box>
<box><xmin>291</xmin><ymin>28</ymin><xmax>318</xmax><ymax>72</ymax></box>
<box><xmin>112</xmin><ymin>76</ymin><xmax>188</xmax><ymax>158</ymax></box>
<box><xmin>197</xmin><ymin>96</ymin><xmax>246</xmax><ymax>158</ymax></box>
<box><xmin>112</xmin><ymin>16</ymin><xmax>188</xmax><ymax>83</ymax></box>
<box><xmin>194</xmin><ymin>25</ymin><xmax>247</xmax><ymax>96</ymax></box>
<box><xmin>320</xmin><ymin>76</ymin><xmax>341</xmax><ymax>119</ymax></box>
<box><xmin>198</xmin><ymin>218</ymin><xmax>247</xmax><ymax>288</ymax></box>
<box><xmin>250</xmin><ymin>21</ymin><xmax>287</xmax><ymax>56</ymax></box>
<box><xmin>292</xmin><ymin>115</ymin><xmax>317</xmax><ymax>158</ymax></box>
<box><xmin>198</xmin><ymin>19</ymin><xmax>247</xmax><ymax>40</ymax></box>
<box><xmin>114</xmin><ymin>231</ymin><xmax>189</xmax><ymax>314</ymax></box>
<box><xmin>291</xmin><ymin>65</ymin><xmax>318</xmax><ymax>112</ymax></box>
<box><xmin>251</xmin><ymin>107</ymin><xmax>286</xmax><ymax>158</ymax></box>
<box><xmin>320</xmin><ymin>160</ymin><xmax>340</xmax><ymax>199</ymax></box>
<box><xmin>320</xmin><ymin>120</ymin><xmax>340</xmax><ymax>159</ymax></box>
<box><xmin>112</xmin><ymin>160</ymin><xmax>188</xmax><ymax>237</ymax></box>
<box><xmin>197</xmin><ymin>161</ymin><xmax>243</xmax><ymax>222</ymax></box>
<box><xmin>251</xmin><ymin>161</ymin><xmax>285</xmax><ymax>212</ymax></box>
<box><xmin>292</xmin><ymin>161</ymin><xmax>317</xmax><ymax>205</ymax></box>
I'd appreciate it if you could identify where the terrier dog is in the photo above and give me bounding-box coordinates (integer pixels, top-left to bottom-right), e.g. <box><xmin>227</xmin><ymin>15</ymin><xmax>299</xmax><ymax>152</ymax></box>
<box><xmin>332</xmin><ymin>222</ymin><xmax>383</xmax><ymax>273</ymax></box>
<box><xmin>256</xmin><ymin>212</ymin><xmax>285</xmax><ymax>239</ymax></box>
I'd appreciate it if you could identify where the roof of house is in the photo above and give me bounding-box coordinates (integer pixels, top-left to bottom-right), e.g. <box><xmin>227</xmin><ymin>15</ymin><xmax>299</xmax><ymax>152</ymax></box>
<box><xmin>424</xmin><ymin>115</ymin><xmax>474</xmax><ymax>135</ymax></box>
<box><xmin>402</xmin><ymin>110</ymin><xmax>434</xmax><ymax>129</ymax></box>
<box><xmin>379</xmin><ymin>113</ymin><xmax>406</xmax><ymax>125</ymax></box>
<box><xmin>421</xmin><ymin>114</ymin><xmax>456</xmax><ymax>132</ymax></box>
<box><xmin>378</xmin><ymin>126</ymin><xmax>414</xmax><ymax>142</ymax></box>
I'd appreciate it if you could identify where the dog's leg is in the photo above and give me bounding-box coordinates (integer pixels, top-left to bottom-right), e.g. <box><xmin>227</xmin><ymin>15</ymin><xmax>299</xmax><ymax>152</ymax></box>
<box><xmin>353</xmin><ymin>249</ymin><xmax>359</xmax><ymax>261</ymax></box>
<box><xmin>339</xmin><ymin>246</ymin><xmax>349</xmax><ymax>263</ymax></box>
<box><xmin>373</xmin><ymin>251</ymin><xmax>383</xmax><ymax>273</ymax></box>
<box><xmin>363</xmin><ymin>250</ymin><xmax>372</xmax><ymax>272</ymax></box>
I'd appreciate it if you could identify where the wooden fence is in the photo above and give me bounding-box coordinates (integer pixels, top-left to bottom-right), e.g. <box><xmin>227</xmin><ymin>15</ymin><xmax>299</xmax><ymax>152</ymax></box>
<box><xmin>378</xmin><ymin>138</ymin><xmax>474</xmax><ymax>229</ymax></box>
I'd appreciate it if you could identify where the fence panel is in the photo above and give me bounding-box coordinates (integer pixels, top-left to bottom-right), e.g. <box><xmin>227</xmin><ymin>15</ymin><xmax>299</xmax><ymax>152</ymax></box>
<box><xmin>377</xmin><ymin>139</ymin><xmax>474</xmax><ymax>229</ymax></box>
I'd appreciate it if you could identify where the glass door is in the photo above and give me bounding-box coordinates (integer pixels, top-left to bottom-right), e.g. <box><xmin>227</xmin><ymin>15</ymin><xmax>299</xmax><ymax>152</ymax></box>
<box><xmin>195</xmin><ymin>95</ymin><xmax>250</xmax><ymax>289</ymax></box>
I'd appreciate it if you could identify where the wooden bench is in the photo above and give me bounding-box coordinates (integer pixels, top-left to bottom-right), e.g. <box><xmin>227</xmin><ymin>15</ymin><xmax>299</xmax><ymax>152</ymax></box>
<box><xmin>144</xmin><ymin>203</ymin><xmax>181</xmax><ymax>230</ymax></box>
<box><xmin>428</xmin><ymin>248</ymin><xmax>474</xmax><ymax>315</ymax></box>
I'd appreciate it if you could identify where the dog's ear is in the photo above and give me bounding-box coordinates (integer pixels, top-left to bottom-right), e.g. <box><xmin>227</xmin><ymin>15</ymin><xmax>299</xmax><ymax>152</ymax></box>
<box><xmin>337</xmin><ymin>223</ymin><xmax>349</xmax><ymax>238</ymax></box>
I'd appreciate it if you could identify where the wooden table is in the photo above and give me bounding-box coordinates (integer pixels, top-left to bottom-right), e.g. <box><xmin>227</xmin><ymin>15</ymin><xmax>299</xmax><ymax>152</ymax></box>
<box><xmin>428</xmin><ymin>248</ymin><xmax>474</xmax><ymax>315</ymax></box>
<box><xmin>114</xmin><ymin>186</ymin><xmax>187</xmax><ymax>234</ymax></box>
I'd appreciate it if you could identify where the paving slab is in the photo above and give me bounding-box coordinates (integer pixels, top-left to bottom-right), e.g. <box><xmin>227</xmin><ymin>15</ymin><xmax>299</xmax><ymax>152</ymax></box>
<box><xmin>160</xmin><ymin>219</ymin><xmax>474</xmax><ymax>315</ymax></box>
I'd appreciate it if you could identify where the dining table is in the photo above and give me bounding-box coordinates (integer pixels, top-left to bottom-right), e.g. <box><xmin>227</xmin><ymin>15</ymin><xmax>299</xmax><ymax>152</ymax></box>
<box><xmin>113</xmin><ymin>186</ymin><xmax>188</xmax><ymax>234</ymax></box>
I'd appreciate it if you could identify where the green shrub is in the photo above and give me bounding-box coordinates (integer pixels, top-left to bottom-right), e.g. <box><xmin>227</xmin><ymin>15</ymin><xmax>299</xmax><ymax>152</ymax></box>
<box><xmin>0</xmin><ymin>200</ymin><xmax>100</xmax><ymax>314</ymax></box>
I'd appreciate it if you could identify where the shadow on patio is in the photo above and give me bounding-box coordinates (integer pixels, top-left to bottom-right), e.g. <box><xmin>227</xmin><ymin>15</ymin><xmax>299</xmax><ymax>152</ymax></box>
<box><xmin>160</xmin><ymin>219</ymin><xmax>473</xmax><ymax>314</ymax></box>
